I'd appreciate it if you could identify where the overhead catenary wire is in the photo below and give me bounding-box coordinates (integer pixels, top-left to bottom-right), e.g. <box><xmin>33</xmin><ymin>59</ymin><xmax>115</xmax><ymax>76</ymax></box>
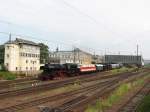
<box><xmin>0</xmin><ymin>0</ymin><xmax>120</xmax><ymax>50</ymax></box>
<box><xmin>59</xmin><ymin>0</ymin><xmax>99</xmax><ymax>24</ymax></box>
<box><xmin>0</xmin><ymin>31</ymin><xmax>103</xmax><ymax>55</ymax></box>
<box><xmin>0</xmin><ymin>1</ymin><xmax>135</xmax><ymax>55</ymax></box>
<box><xmin>0</xmin><ymin>31</ymin><xmax>136</xmax><ymax>56</ymax></box>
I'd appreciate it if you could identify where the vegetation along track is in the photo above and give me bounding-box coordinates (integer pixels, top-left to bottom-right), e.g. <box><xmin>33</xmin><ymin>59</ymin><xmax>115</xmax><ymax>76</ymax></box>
<box><xmin>0</xmin><ymin>71</ymin><xmax>134</xmax><ymax>99</ymax></box>
<box><xmin>117</xmin><ymin>79</ymin><xmax>150</xmax><ymax>112</ymax></box>
<box><xmin>46</xmin><ymin>71</ymin><xmax>150</xmax><ymax>112</ymax></box>
<box><xmin>0</xmin><ymin>79</ymin><xmax>116</xmax><ymax>112</ymax></box>
<box><xmin>0</xmin><ymin>68</ymin><xmax>140</xmax><ymax>94</ymax></box>
<box><xmin>0</xmin><ymin>70</ymin><xmax>149</xmax><ymax>112</ymax></box>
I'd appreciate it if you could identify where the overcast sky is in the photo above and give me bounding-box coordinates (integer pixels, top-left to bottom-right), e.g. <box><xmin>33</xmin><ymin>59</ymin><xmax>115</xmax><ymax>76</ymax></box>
<box><xmin>0</xmin><ymin>0</ymin><xmax>149</xmax><ymax>59</ymax></box>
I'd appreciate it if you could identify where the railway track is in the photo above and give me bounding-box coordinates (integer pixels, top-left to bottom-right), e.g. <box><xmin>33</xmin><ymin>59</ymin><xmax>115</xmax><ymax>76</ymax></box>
<box><xmin>116</xmin><ymin>79</ymin><xmax>150</xmax><ymax>112</ymax></box>
<box><xmin>0</xmin><ymin>71</ymin><xmax>131</xmax><ymax>99</ymax></box>
<box><xmin>0</xmin><ymin>70</ymin><xmax>148</xmax><ymax>112</ymax></box>
<box><xmin>0</xmin><ymin>77</ymin><xmax>38</xmax><ymax>90</ymax></box>
<box><xmin>49</xmin><ymin>71</ymin><xmax>150</xmax><ymax>112</ymax></box>
<box><xmin>0</xmin><ymin>68</ymin><xmax>137</xmax><ymax>92</ymax></box>
<box><xmin>0</xmin><ymin>69</ymin><xmax>139</xmax><ymax>95</ymax></box>
<box><xmin>0</xmin><ymin>78</ymin><xmax>117</xmax><ymax>112</ymax></box>
<box><xmin>0</xmin><ymin>71</ymin><xmax>108</xmax><ymax>88</ymax></box>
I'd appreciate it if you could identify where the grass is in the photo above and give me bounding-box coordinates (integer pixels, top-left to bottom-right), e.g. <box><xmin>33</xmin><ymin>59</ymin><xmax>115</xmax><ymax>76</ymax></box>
<box><xmin>136</xmin><ymin>95</ymin><xmax>150</xmax><ymax>112</ymax></box>
<box><xmin>85</xmin><ymin>74</ymin><xmax>150</xmax><ymax>112</ymax></box>
<box><xmin>144</xmin><ymin>64</ymin><xmax>150</xmax><ymax>68</ymax></box>
<box><xmin>110</xmin><ymin>67</ymin><xmax>136</xmax><ymax>75</ymax></box>
<box><xmin>0</xmin><ymin>71</ymin><xmax>16</xmax><ymax>80</ymax></box>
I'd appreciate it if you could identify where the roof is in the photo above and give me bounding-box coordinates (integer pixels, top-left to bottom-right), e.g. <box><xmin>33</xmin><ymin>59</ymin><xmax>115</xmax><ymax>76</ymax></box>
<box><xmin>6</xmin><ymin>38</ymin><xmax>40</xmax><ymax>46</ymax></box>
<box><xmin>50</xmin><ymin>48</ymin><xmax>92</xmax><ymax>56</ymax></box>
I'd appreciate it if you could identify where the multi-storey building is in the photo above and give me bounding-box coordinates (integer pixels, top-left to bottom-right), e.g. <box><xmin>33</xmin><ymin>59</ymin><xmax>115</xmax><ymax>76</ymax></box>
<box><xmin>92</xmin><ymin>55</ymin><xmax>104</xmax><ymax>64</ymax></box>
<box><xmin>104</xmin><ymin>55</ymin><xmax>143</xmax><ymax>66</ymax></box>
<box><xmin>49</xmin><ymin>48</ymin><xmax>92</xmax><ymax>64</ymax></box>
<box><xmin>4</xmin><ymin>38</ymin><xmax>40</xmax><ymax>73</ymax></box>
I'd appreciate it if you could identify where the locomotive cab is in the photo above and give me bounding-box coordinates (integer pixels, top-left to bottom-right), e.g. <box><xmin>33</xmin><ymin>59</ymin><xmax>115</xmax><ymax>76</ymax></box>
<box><xmin>39</xmin><ymin>63</ymin><xmax>64</xmax><ymax>80</ymax></box>
<box><xmin>63</xmin><ymin>63</ymin><xmax>79</xmax><ymax>76</ymax></box>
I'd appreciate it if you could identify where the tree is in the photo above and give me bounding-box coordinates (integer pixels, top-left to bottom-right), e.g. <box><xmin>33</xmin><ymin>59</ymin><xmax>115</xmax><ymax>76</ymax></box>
<box><xmin>38</xmin><ymin>43</ymin><xmax>49</xmax><ymax>64</ymax></box>
<box><xmin>0</xmin><ymin>45</ymin><xmax>4</xmax><ymax>64</ymax></box>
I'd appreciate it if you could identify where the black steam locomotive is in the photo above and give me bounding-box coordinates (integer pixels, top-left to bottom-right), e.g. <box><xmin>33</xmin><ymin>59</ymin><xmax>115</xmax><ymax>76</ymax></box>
<box><xmin>39</xmin><ymin>63</ymin><xmax>80</xmax><ymax>80</ymax></box>
<box><xmin>39</xmin><ymin>63</ymin><xmax>121</xmax><ymax>80</ymax></box>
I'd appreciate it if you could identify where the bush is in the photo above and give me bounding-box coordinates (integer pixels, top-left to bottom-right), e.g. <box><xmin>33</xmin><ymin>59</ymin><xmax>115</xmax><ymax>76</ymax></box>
<box><xmin>0</xmin><ymin>71</ymin><xmax>16</xmax><ymax>80</ymax></box>
<box><xmin>136</xmin><ymin>95</ymin><xmax>150</xmax><ymax>112</ymax></box>
<box><xmin>0</xmin><ymin>64</ymin><xmax>7</xmax><ymax>71</ymax></box>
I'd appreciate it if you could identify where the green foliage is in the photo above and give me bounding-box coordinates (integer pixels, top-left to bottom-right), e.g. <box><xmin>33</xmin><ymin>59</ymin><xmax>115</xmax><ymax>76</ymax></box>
<box><xmin>111</xmin><ymin>67</ymin><xmax>133</xmax><ymax>75</ymax></box>
<box><xmin>0</xmin><ymin>64</ymin><xmax>7</xmax><ymax>71</ymax></box>
<box><xmin>101</xmin><ymin>83</ymin><xmax>131</xmax><ymax>109</ymax></box>
<box><xmin>74</xmin><ymin>79</ymin><xmax>81</xmax><ymax>85</ymax></box>
<box><xmin>144</xmin><ymin>64</ymin><xmax>150</xmax><ymax>68</ymax></box>
<box><xmin>136</xmin><ymin>95</ymin><xmax>150</xmax><ymax>112</ymax></box>
<box><xmin>0</xmin><ymin>45</ymin><xmax>4</xmax><ymax>65</ymax></box>
<box><xmin>85</xmin><ymin>76</ymin><xmax>147</xmax><ymax>112</ymax></box>
<box><xmin>38</xmin><ymin>43</ymin><xmax>49</xmax><ymax>64</ymax></box>
<box><xmin>86</xmin><ymin>100</ymin><xmax>104</xmax><ymax>112</ymax></box>
<box><xmin>0</xmin><ymin>71</ymin><xmax>16</xmax><ymax>80</ymax></box>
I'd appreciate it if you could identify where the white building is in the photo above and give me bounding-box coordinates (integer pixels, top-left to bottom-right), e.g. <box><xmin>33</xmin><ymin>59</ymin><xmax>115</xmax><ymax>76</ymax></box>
<box><xmin>49</xmin><ymin>48</ymin><xmax>92</xmax><ymax>64</ymax></box>
<box><xmin>4</xmin><ymin>38</ymin><xmax>40</xmax><ymax>73</ymax></box>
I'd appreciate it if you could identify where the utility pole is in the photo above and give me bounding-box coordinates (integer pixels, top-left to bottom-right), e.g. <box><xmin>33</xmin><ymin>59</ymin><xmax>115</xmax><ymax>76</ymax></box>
<box><xmin>9</xmin><ymin>33</ymin><xmax>12</xmax><ymax>42</ymax></box>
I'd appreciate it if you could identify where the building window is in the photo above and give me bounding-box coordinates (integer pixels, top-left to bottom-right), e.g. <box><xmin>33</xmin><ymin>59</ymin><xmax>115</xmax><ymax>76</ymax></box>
<box><xmin>28</xmin><ymin>54</ymin><xmax>31</xmax><ymax>57</ymax></box>
<box><xmin>6</xmin><ymin>63</ymin><xmax>9</xmax><ymax>66</ymax></box>
<box><xmin>30</xmin><ymin>67</ymin><xmax>32</xmax><ymax>70</ymax></box>
<box><xmin>7</xmin><ymin>54</ymin><xmax>9</xmax><ymax>58</ymax></box>
<box><xmin>16</xmin><ymin>67</ymin><xmax>18</xmax><ymax>70</ymax></box>
<box><xmin>26</xmin><ymin>67</ymin><xmax>28</xmax><ymax>70</ymax></box>
<box><xmin>26</xmin><ymin>60</ymin><xmax>28</xmax><ymax>63</ymax></box>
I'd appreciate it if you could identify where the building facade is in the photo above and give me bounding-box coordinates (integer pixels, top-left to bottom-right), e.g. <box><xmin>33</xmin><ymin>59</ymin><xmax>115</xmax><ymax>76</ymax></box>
<box><xmin>92</xmin><ymin>55</ymin><xmax>104</xmax><ymax>64</ymax></box>
<box><xmin>104</xmin><ymin>55</ymin><xmax>143</xmax><ymax>66</ymax></box>
<box><xmin>49</xmin><ymin>48</ymin><xmax>92</xmax><ymax>64</ymax></box>
<box><xmin>4</xmin><ymin>38</ymin><xmax>40</xmax><ymax>73</ymax></box>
